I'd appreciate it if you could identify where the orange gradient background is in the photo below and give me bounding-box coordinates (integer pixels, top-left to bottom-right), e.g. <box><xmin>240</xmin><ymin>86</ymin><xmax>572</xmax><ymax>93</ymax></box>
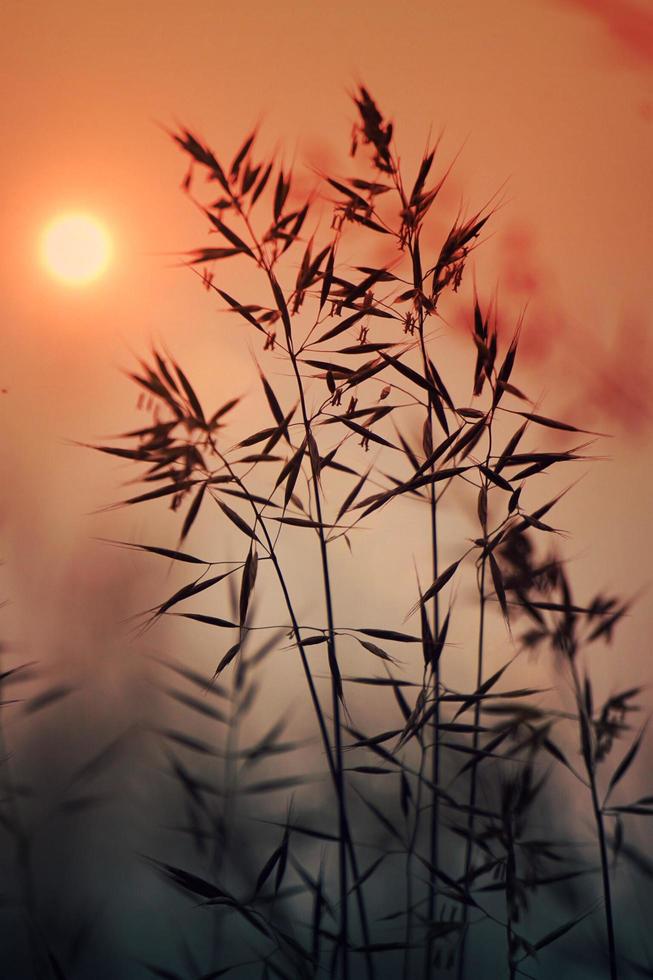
<box><xmin>0</xmin><ymin>0</ymin><xmax>652</xmax><ymax>764</ymax></box>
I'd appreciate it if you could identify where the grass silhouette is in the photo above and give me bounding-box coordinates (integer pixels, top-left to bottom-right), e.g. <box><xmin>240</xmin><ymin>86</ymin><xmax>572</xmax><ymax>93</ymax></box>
<box><xmin>1</xmin><ymin>86</ymin><xmax>650</xmax><ymax>980</ymax></box>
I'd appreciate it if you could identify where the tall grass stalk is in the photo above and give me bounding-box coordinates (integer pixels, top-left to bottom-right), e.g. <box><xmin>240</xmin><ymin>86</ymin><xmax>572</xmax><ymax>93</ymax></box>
<box><xmin>211</xmin><ymin>440</ymin><xmax>374</xmax><ymax>979</ymax></box>
<box><xmin>218</xmin><ymin>180</ymin><xmax>355</xmax><ymax>973</ymax></box>
<box><xmin>457</xmin><ymin>419</ymin><xmax>493</xmax><ymax>979</ymax></box>
<box><xmin>569</xmin><ymin>657</ymin><xmax>618</xmax><ymax>980</ymax></box>
<box><xmin>77</xmin><ymin>86</ymin><xmax>650</xmax><ymax>980</ymax></box>
<box><xmin>417</xmin><ymin>316</ymin><xmax>443</xmax><ymax>979</ymax></box>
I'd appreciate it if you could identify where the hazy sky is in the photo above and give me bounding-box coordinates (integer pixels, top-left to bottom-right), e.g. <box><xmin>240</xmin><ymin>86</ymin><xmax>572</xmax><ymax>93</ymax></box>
<box><xmin>1</xmin><ymin>10</ymin><xmax>652</xmax><ymax>977</ymax></box>
<box><xmin>0</xmin><ymin>0</ymin><xmax>651</xmax><ymax>691</ymax></box>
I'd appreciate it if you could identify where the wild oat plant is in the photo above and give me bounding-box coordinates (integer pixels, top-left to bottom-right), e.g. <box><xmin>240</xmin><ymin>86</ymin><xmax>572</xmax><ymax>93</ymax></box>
<box><xmin>3</xmin><ymin>88</ymin><xmax>651</xmax><ymax>980</ymax></box>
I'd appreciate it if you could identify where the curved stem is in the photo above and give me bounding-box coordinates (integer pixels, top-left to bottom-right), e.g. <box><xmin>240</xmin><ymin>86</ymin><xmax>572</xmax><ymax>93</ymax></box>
<box><xmin>212</xmin><ymin>445</ymin><xmax>371</xmax><ymax>980</ymax></box>
<box><xmin>285</xmin><ymin>327</ymin><xmax>350</xmax><ymax>980</ymax></box>
<box><xmin>214</xmin><ymin>189</ymin><xmax>373</xmax><ymax>978</ymax></box>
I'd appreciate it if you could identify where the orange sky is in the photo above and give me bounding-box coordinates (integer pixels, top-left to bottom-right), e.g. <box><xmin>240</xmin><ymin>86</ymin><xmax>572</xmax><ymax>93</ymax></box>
<box><xmin>0</xmin><ymin>0</ymin><xmax>651</xmax><ymax>697</ymax></box>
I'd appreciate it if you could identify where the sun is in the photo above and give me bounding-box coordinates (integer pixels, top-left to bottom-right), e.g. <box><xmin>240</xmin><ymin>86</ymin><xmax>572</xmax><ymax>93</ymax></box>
<box><xmin>41</xmin><ymin>213</ymin><xmax>112</xmax><ymax>286</ymax></box>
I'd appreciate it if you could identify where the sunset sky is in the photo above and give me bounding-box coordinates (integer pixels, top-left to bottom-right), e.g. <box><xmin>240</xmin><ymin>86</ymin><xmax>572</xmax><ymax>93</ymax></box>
<box><xmin>0</xmin><ymin>3</ymin><xmax>652</xmax><ymax>977</ymax></box>
<box><xmin>1</xmin><ymin>0</ymin><xmax>651</xmax><ymax>661</ymax></box>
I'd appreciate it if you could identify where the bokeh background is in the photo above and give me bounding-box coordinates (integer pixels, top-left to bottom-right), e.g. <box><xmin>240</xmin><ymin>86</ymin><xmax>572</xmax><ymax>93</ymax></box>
<box><xmin>0</xmin><ymin>1</ymin><xmax>652</xmax><ymax>977</ymax></box>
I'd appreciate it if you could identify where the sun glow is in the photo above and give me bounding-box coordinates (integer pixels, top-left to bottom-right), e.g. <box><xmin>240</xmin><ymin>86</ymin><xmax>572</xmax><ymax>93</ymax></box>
<box><xmin>41</xmin><ymin>213</ymin><xmax>112</xmax><ymax>286</ymax></box>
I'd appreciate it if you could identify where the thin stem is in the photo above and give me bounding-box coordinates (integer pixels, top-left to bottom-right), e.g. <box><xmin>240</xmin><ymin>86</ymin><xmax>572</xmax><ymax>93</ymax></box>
<box><xmin>456</xmin><ymin>551</ymin><xmax>487</xmax><ymax>980</ymax></box>
<box><xmin>210</xmin><ymin>447</ymin><xmax>372</xmax><ymax>980</ymax></box>
<box><xmin>285</xmin><ymin>337</ymin><xmax>350</xmax><ymax>980</ymax></box>
<box><xmin>591</xmin><ymin>780</ymin><xmax>618</xmax><ymax>980</ymax></box>
<box><xmin>238</xmin><ymin>195</ymin><xmax>354</xmax><ymax>976</ymax></box>
<box><xmin>456</xmin><ymin>404</ymin><xmax>495</xmax><ymax>980</ymax></box>
<box><xmin>414</xmin><ymin>314</ymin><xmax>441</xmax><ymax>979</ymax></box>
<box><xmin>505</xmin><ymin>815</ymin><xmax>518</xmax><ymax>980</ymax></box>
<box><xmin>569</xmin><ymin>659</ymin><xmax>618</xmax><ymax>980</ymax></box>
<box><xmin>397</xmin><ymin>200</ymin><xmax>476</xmax><ymax>971</ymax></box>
<box><xmin>403</xmin><ymin>690</ymin><xmax>428</xmax><ymax>980</ymax></box>
<box><xmin>381</xmin><ymin>141</ymin><xmax>435</xmax><ymax>965</ymax></box>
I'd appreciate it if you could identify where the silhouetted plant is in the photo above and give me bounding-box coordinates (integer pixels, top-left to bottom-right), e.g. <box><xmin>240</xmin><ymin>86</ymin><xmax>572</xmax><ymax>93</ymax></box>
<box><xmin>82</xmin><ymin>87</ymin><xmax>652</xmax><ymax>980</ymax></box>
